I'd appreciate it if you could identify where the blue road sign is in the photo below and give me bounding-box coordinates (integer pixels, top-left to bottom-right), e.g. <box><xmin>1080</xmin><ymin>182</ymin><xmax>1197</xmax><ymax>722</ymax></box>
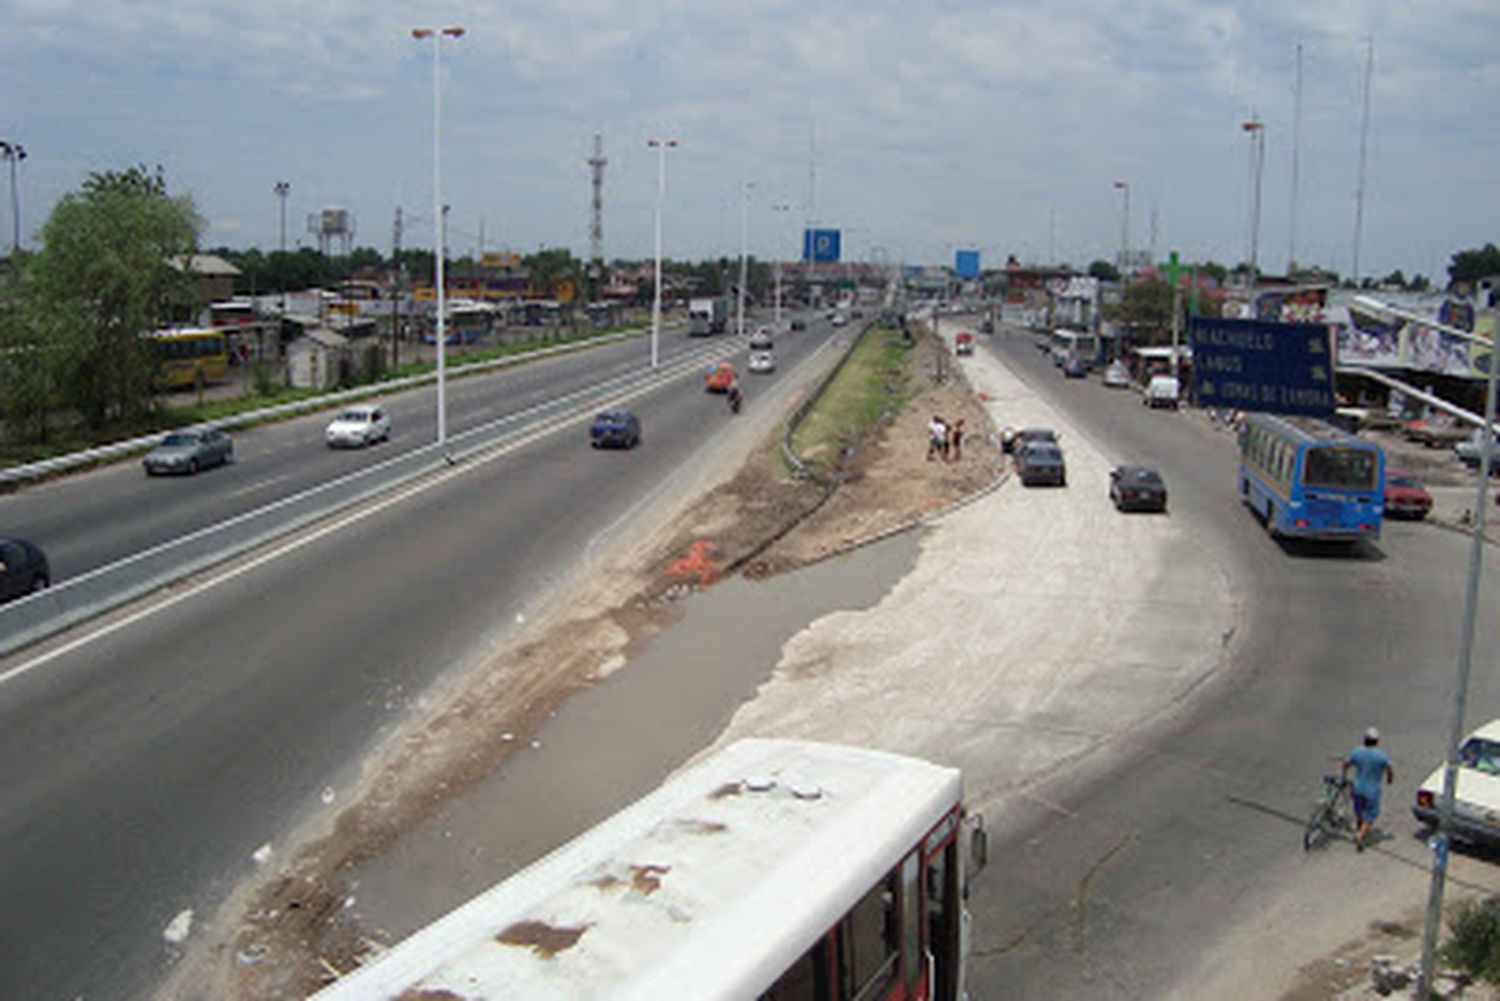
<box><xmin>803</xmin><ymin>228</ymin><xmax>841</xmax><ymax>263</ymax></box>
<box><xmin>955</xmin><ymin>250</ymin><xmax>980</xmax><ymax>279</ymax></box>
<box><xmin>1189</xmin><ymin>317</ymin><xmax>1335</xmax><ymax>417</ymax></box>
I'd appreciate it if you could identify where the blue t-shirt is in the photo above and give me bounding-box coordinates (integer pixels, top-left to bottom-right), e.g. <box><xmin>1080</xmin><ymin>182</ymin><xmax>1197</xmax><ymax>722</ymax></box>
<box><xmin>1348</xmin><ymin>746</ymin><xmax>1391</xmax><ymax>801</ymax></box>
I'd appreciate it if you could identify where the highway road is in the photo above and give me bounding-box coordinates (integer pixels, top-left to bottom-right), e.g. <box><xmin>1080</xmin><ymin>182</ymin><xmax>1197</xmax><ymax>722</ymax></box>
<box><xmin>967</xmin><ymin>327</ymin><xmax>1500</xmax><ymax>997</ymax></box>
<box><xmin>6</xmin><ymin>321</ymin><xmax>758</xmax><ymax>583</ymax></box>
<box><xmin>0</xmin><ymin>314</ymin><xmax>840</xmax><ymax>1000</ymax></box>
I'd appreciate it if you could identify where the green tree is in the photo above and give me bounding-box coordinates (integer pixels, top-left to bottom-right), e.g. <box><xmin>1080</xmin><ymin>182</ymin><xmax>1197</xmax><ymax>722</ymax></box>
<box><xmin>524</xmin><ymin>247</ymin><xmax>581</xmax><ymax>298</ymax></box>
<box><xmin>11</xmin><ymin>164</ymin><xmax>202</xmax><ymax>432</ymax></box>
<box><xmin>1449</xmin><ymin>243</ymin><xmax>1500</xmax><ymax>287</ymax></box>
<box><xmin>1198</xmin><ymin>260</ymin><xmax>1229</xmax><ymax>283</ymax></box>
<box><xmin>1087</xmin><ymin>259</ymin><xmax>1120</xmax><ymax>282</ymax></box>
<box><xmin>1105</xmin><ymin>279</ymin><xmax>1174</xmax><ymax>344</ymax></box>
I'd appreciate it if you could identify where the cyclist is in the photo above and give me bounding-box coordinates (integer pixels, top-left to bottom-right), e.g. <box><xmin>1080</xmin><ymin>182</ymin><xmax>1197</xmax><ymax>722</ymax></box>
<box><xmin>1343</xmin><ymin>727</ymin><xmax>1395</xmax><ymax>852</ymax></box>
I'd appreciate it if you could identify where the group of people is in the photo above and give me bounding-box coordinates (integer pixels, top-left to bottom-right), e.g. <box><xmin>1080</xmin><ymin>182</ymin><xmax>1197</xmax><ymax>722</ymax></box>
<box><xmin>926</xmin><ymin>415</ymin><xmax>965</xmax><ymax>462</ymax></box>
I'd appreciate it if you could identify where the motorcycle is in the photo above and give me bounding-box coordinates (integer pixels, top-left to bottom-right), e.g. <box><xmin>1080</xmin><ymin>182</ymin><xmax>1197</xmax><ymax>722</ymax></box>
<box><xmin>727</xmin><ymin>384</ymin><xmax>743</xmax><ymax>415</ymax></box>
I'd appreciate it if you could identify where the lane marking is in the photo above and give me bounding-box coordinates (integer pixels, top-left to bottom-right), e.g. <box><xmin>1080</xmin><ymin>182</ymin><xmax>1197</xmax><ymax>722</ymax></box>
<box><xmin>0</xmin><ymin>337</ymin><xmax>774</xmax><ymax>687</ymax></box>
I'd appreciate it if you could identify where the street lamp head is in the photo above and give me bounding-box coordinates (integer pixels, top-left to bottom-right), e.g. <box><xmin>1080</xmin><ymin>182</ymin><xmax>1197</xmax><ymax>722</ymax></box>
<box><xmin>411</xmin><ymin>27</ymin><xmax>433</xmax><ymax>38</ymax></box>
<box><xmin>442</xmin><ymin>26</ymin><xmax>465</xmax><ymax>37</ymax></box>
<box><xmin>647</xmin><ymin>138</ymin><xmax>678</xmax><ymax>149</ymax></box>
<box><xmin>1242</xmin><ymin>119</ymin><xmax>1263</xmax><ymax>132</ymax></box>
<box><xmin>1113</xmin><ymin>180</ymin><xmax>1128</xmax><ymax>190</ymax></box>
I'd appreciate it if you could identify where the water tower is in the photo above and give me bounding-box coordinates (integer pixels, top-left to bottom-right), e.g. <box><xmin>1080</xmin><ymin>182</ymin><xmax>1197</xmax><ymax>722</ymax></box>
<box><xmin>308</xmin><ymin>206</ymin><xmax>356</xmax><ymax>257</ymax></box>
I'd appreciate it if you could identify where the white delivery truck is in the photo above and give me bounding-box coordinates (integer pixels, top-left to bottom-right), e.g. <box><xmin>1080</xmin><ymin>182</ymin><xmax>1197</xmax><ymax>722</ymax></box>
<box><xmin>688</xmin><ymin>296</ymin><xmax>729</xmax><ymax>336</ymax></box>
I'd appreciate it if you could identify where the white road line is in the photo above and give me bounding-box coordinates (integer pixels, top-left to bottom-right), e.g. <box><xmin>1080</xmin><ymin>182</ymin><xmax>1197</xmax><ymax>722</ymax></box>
<box><xmin>0</xmin><ymin>343</ymin><xmax>743</xmax><ymax>688</ymax></box>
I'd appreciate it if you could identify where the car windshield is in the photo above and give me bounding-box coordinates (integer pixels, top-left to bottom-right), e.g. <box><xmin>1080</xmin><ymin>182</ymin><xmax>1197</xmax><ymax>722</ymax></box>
<box><xmin>1027</xmin><ymin>446</ymin><xmax>1062</xmax><ymax>461</ymax></box>
<box><xmin>1388</xmin><ymin>475</ymin><xmax>1421</xmax><ymax>488</ymax></box>
<box><xmin>1303</xmin><ymin>446</ymin><xmax>1378</xmax><ymax>490</ymax></box>
<box><xmin>161</xmin><ymin>433</ymin><xmax>197</xmax><ymax>446</ymax></box>
<box><xmin>1122</xmin><ymin>469</ymin><xmax>1162</xmax><ymax>486</ymax></box>
<box><xmin>1460</xmin><ymin>737</ymin><xmax>1500</xmax><ymax>775</ymax></box>
<box><xmin>338</xmin><ymin>410</ymin><xmax>370</xmax><ymax>422</ymax></box>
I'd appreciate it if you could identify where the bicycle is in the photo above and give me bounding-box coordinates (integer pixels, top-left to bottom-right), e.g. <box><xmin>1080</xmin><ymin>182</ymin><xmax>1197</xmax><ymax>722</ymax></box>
<box><xmin>1303</xmin><ymin>772</ymin><xmax>1353</xmax><ymax>850</ymax></box>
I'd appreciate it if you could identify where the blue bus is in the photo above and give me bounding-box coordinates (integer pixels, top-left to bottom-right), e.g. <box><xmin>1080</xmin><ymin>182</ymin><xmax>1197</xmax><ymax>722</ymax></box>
<box><xmin>1238</xmin><ymin>413</ymin><xmax>1385</xmax><ymax>542</ymax></box>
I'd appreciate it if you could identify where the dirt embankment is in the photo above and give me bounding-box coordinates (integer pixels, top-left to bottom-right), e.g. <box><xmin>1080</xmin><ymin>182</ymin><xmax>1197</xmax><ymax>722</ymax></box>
<box><xmin>170</xmin><ymin>327</ymin><xmax>1000</xmax><ymax>1000</ymax></box>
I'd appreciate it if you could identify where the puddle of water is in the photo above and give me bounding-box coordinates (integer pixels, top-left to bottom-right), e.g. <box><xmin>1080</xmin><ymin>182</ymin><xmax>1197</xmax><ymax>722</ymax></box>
<box><xmin>345</xmin><ymin>529</ymin><xmax>923</xmax><ymax>941</ymax></box>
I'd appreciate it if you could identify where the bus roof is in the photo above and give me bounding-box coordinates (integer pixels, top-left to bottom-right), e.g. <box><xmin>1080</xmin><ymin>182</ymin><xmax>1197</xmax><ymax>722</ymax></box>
<box><xmin>315</xmin><ymin>739</ymin><xmax>963</xmax><ymax>1001</ymax></box>
<box><xmin>1246</xmin><ymin>412</ymin><xmax>1371</xmax><ymax>445</ymax></box>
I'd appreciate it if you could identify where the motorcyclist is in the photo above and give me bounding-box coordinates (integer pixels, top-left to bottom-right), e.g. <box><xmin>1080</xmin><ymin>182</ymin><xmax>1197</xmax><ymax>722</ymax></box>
<box><xmin>726</xmin><ymin>380</ymin><xmax>743</xmax><ymax>414</ymax></box>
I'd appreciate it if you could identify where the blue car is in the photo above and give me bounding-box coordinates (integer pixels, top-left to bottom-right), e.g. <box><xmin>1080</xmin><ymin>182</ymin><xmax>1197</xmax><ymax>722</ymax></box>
<box><xmin>590</xmin><ymin>409</ymin><xmax>641</xmax><ymax>449</ymax></box>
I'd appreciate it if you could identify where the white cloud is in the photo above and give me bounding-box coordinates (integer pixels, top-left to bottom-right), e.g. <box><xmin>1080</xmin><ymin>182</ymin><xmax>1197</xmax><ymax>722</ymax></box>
<box><xmin>0</xmin><ymin>0</ymin><xmax>1493</xmax><ymax>276</ymax></box>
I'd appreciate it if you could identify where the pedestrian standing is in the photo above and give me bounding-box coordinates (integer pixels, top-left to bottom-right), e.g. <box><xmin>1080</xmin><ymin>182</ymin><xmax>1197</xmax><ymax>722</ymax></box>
<box><xmin>1343</xmin><ymin>726</ymin><xmax>1395</xmax><ymax>852</ymax></box>
<box><xmin>927</xmin><ymin>415</ymin><xmax>947</xmax><ymax>461</ymax></box>
<box><xmin>949</xmin><ymin>420</ymin><xmax>965</xmax><ymax>462</ymax></box>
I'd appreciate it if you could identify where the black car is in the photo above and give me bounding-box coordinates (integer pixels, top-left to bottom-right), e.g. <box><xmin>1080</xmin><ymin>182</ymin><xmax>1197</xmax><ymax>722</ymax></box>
<box><xmin>1016</xmin><ymin>443</ymin><xmax>1067</xmax><ymax>486</ymax></box>
<box><xmin>590</xmin><ymin>409</ymin><xmax>641</xmax><ymax>449</ymax></box>
<box><xmin>1016</xmin><ymin>427</ymin><xmax>1058</xmax><ymax>450</ymax></box>
<box><xmin>1110</xmin><ymin>465</ymin><xmax>1168</xmax><ymax>512</ymax></box>
<box><xmin>1062</xmin><ymin>357</ymin><xmax>1088</xmax><ymax>378</ymax></box>
<box><xmin>790</xmin><ymin>318</ymin><xmax>806</xmax><ymax>331</ymax></box>
<box><xmin>0</xmin><ymin>538</ymin><xmax>50</xmax><ymax>604</ymax></box>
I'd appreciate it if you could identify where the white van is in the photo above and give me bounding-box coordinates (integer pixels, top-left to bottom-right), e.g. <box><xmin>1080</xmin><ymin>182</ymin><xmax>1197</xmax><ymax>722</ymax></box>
<box><xmin>1144</xmin><ymin>375</ymin><xmax>1180</xmax><ymax>410</ymax></box>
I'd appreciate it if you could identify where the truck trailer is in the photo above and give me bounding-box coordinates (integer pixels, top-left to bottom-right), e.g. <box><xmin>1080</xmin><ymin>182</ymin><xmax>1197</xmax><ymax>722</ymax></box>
<box><xmin>689</xmin><ymin>296</ymin><xmax>729</xmax><ymax>336</ymax></box>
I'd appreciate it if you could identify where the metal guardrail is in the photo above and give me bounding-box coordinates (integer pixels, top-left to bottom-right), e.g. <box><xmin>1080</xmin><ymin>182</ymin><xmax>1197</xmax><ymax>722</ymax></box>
<box><xmin>0</xmin><ymin>336</ymin><xmax>735</xmax><ymax>658</ymax></box>
<box><xmin>781</xmin><ymin>316</ymin><xmax>884</xmax><ymax>482</ymax></box>
<box><xmin>0</xmin><ymin>325</ymin><xmax>660</xmax><ymax>488</ymax></box>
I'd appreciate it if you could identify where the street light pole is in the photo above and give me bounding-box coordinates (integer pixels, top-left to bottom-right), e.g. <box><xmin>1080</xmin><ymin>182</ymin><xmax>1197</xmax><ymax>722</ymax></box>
<box><xmin>647</xmin><ymin>137</ymin><xmax>676</xmax><ymax>369</ymax></box>
<box><xmin>412</xmin><ymin>25</ymin><xmax>464</xmax><ymax>452</ymax></box>
<box><xmin>1354</xmin><ymin>295</ymin><xmax>1498</xmax><ymax>997</ymax></box>
<box><xmin>772</xmin><ymin>202</ymin><xmax>791</xmax><ymax>328</ymax></box>
<box><xmin>737</xmin><ymin>181</ymin><xmax>754</xmax><ymax>338</ymax></box>
<box><xmin>273</xmin><ymin>181</ymin><xmax>290</xmax><ymax>315</ymax></box>
<box><xmin>0</xmin><ymin>141</ymin><xmax>27</xmax><ymax>256</ymax></box>
<box><xmin>1243</xmin><ymin>117</ymin><xmax>1265</xmax><ymax>282</ymax></box>
<box><xmin>1113</xmin><ymin>180</ymin><xmax>1130</xmax><ymax>277</ymax></box>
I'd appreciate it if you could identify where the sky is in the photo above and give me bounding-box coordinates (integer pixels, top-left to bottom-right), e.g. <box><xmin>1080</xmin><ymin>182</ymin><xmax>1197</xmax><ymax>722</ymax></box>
<box><xmin>1</xmin><ymin>1</ymin><xmax>1496</xmax><ymax>281</ymax></box>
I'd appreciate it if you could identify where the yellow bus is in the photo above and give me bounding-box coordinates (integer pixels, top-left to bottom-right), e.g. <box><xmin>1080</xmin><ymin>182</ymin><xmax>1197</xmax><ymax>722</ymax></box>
<box><xmin>147</xmin><ymin>328</ymin><xmax>230</xmax><ymax>390</ymax></box>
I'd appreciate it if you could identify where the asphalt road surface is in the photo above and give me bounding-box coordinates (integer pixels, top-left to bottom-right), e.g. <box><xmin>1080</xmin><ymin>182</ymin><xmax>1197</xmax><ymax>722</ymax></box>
<box><xmin>6</xmin><ymin>321</ymin><xmax>763</xmax><ymax>583</ymax></box>
<box><xmin>966</xmin><ymin>327</ymin><xmax>1500</xmax><ymax>997</ymax></box>
<box><xmin>0</xmin><ymin>315</ymin><xmax>838</xmax><ymax>1000</ymax></box>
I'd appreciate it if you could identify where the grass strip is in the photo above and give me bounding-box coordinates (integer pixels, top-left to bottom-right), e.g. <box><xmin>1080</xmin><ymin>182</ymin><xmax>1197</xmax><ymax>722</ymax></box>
<box><xmin>790</xmin><ymin>325</ymin><xmax>920</xmax><ymax>479</ymax></box>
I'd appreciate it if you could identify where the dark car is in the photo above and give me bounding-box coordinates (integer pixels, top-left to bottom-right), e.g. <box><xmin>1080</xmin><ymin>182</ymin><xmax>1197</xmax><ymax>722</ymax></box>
<box><xmin>1384</xmin><ymin>468</ymin><xmax>1432</xmax><ymax>520</ymax></box>
<box><xmin>1109</xmin><ymin>465</ymin><xmax>1168</xmax><ymax>512</ymax></box>
<box><xmin>1016</xmin><ymin>427</ymin><xmax>1058</xmax><ymax>451</ymax></box>
<box><xmin>143</xmin><ymin>428</ymin><xmax>234</xmax><ymax>475</ymax></box>
<box><xmin>1016</xmin><ymin>443</ymin><xmax>1066</xmax><ymax>486</ymax></box>
<box><xmin>590</xmin><ymin>409</ymin><xmax>641</xmax><ymax>449</ymax></box>
<box><xmin>1062</xmin><ymin>357</ymin><xmax>1087</xmax><ymax>378</ymax></box>
<box><xmin>789</xmin><ymin>318</ymin><xmax>806</xmax><ymax>331</ymax></box>
<box><xmin>0</xmin><ymin>538</ymin><xmax>50</xmax><ymax>604</ymax></box>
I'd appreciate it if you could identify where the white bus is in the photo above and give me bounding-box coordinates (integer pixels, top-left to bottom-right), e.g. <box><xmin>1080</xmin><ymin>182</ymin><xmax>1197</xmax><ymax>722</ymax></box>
<box><xmin>315</xmin><ymin>739</ymin><xmax>987</xmax><ymax>1000</ymax></box>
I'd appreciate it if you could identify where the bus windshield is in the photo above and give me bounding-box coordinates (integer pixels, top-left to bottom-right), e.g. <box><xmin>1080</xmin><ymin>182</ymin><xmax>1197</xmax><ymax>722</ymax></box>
<box><xmin>1303</xmin><ymin>446</ymin><xmax>1378</xmax><ymax>490</ymax></box>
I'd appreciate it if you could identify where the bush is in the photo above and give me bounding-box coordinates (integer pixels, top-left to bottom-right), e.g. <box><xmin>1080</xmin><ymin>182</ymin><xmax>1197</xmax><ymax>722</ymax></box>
<box><xmin>1441</xmin><ymin>896</ymin><xmax>1500</xmax><ymax>984</ymax></box>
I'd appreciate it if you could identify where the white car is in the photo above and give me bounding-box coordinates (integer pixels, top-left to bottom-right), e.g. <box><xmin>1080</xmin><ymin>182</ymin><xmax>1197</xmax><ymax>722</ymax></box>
<box><xmin>748</xmin><ymin>350</ymin><xmax>776</xmax><ymax>374</ymax></box>
<box><xmin>1103</xmin><ymin>361</ymin><xmax>1132</xmax><ymax>389</ymax></box>
<box><xmin>831</xmin><ymin>313</ymin><xmax>849</xmax><ymax>327</ymax></box>
<box><xmin>1414</xmin><ymin>719</ymin><xmax>1500</xmax><ymax>846</ymax></box>
<box><xmin>325</xmin><ymin>403</ymin><xmax>391</xmax><ymax>448</ymax></box>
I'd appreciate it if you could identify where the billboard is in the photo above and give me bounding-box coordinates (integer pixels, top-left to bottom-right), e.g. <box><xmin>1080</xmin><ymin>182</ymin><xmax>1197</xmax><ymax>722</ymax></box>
<box><xmin>955</xmin><ymin>250</ymin><xmax>980</xmax><ymax>279</ymax></box>
<box><xmin>803</xmin><ymin>228</ymin><xmax>841</xmax><ymax>263</ymax></box>
<box><xmin>1340</xmin><ymin>301</ymin><xmax>1495</xmax><ymax>378</ymax></box>
<box><xmin>1189</xmin><ymin>317</ymin><xmax>1335</xmax><ymax>417</ymax></box>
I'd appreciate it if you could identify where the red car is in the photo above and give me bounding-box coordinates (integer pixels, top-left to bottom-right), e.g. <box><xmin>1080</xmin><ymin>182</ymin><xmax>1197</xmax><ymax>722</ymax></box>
<box><xmin>1384</xmin><ymin>468</ymin><xmax>1432</xmax><ymax>520</ymax></box>
<box><xmin>704</xmin><ymin>361</ymin><xmax>737</xmax><ymax>393</ymax></box>
<box><xmin>955</xmin><ymin>332</ymin><xmax>974</xmax><ymax>356</ymax></box>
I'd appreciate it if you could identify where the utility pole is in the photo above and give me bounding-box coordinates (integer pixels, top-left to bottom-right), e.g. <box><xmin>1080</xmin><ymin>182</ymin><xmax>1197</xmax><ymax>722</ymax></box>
<box><xmin>1289</xmin><ymin>40</ymin><xmax>1304</xmax><ymax>275</ymax></box>
<box><xmin>273</xmin><ymin>181</ymin><xmax>290</xmax><ymax>317</ymax></box>
<box><xmin>587</xmin><ymin>133</ymin><xmax>606</xmax><ymax>302</ymax></box>
<box><xmin>391</xmin><ymin>206</ymin><xmax>404</xmax><ymax>368</ymax></box>
<box><xmin>1352</xmin><ymin>37</ymin><xmax>1374</xmax><ymax>287</ymax></box>
<box><xmin>1243</xmin><ymin>116</ymin><xmax>1266</xmax><ymax>281</ymax></box>
<box><xmin>0</xmin><ymin>141</ymin><xmax>26</xmax><ymax>255</ymax></box>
